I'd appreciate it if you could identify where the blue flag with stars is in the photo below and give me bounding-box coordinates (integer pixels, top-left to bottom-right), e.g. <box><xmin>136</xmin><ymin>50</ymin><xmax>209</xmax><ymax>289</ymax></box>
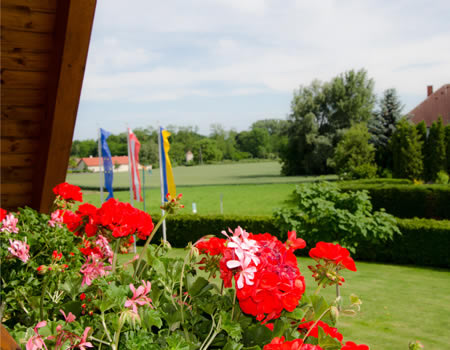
<box><xmin>100</xmin><ymin>128</ymin><xmax>114</xmax><ymax>200</ymax></box>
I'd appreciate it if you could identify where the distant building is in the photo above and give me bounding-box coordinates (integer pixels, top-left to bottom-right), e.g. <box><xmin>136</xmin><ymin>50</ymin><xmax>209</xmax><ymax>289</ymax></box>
<box><xmin>76</xmin><ymin>156</ymin><xmax>143</xmax><ymax>172</ymax></box>
<box><xmin>408</xmin><ymin>84</ymin><xmax>450</xmax><ymax>127</ymax></box>
<box><xmin>186</xmin><ymin>151</ymin><xmax>194</xmax><ymax>163</ymax></box>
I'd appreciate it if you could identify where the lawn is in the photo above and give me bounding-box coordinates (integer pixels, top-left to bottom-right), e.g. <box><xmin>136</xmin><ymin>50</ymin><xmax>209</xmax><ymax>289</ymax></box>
<box><xmin>119</xmin><ymin>248</ymin><xmax>450</xmax><ymax>350</ymax></box>
<box><xmin>80</xmin><ymin>183</ymin><xmax>297</xmax><ymax>216</ymax></box>
<box><xmin>67</xmin><ymin>161</ymin><xmax>336</xmax><ymax>188</ymax></box>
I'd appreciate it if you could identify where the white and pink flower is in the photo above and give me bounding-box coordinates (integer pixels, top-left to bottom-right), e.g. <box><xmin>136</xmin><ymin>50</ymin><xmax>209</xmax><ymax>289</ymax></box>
<box><xmin>48</xmin><ymin>209</ymin><xmax>64</xmax><ymax>228</ymax></box>
<box><xmin>8</xmin><ymin>239</ymin><xmax>30</xmax><ymax>263</ymax></box>
<box><xmin>80</xmin><ymin>256</ymin><xmax>111</xmax><ymax>286</ymax></box>
<box><xmin>1</xmin><ymin>213</ymin><xmax>19</xmax><ymax>233</ymax></box>
<box><xmin>26</xmin><ymin>321</ymin><xmax>48</xmax><ymax>350</ymax></box>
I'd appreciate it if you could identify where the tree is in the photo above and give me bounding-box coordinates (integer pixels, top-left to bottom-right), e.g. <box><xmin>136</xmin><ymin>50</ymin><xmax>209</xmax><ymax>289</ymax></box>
<box><xmin>446</xmin><ymin>124</ymin><xmax>450</xmax><ymax>173</ymax></box>
<box><xmin>425</xmin><ymin>116</ymin><xmax>446</xmax><ymax>181</ymax></box>
<box><xmin>251</xmin><ymin>119</ymin><xmax>289</xmax><ymax>157</ymax></box>
<box><xmin>236</xmin><ymin>128</ymin><xmax>271</xmax><ymax>158</ymax></box>
<box><xmin>329</xmin><ymin>123</ymin><xmax>377</xmax><ymax>179</ymax></box>
<box><xmin>281</xmin><ymin>69</ymin><xmax>376</xmax><ymax>175</ymax></box>
<box><xmin>415</xmin><ymin>121</ymin><xmax>427</xmax><ymax>178</ymax></box>
<box><xmin>193</xmin><ymin>139</ymin><xmax>223</xmax><ymax>164</ymax></box>
<box><xmin>369</xmin><ymin>88</ymin><xmax>403</xmax><ymax>170</ymax></box>
<box><xmin>210</xmin><ymin>124</ymin><xmax>237</xmax><ymax>160</ymax></box>
<box><xmin>390</xmin><ymin>119</ymin><xmax>423</xmax><ymax>180</ymax></box>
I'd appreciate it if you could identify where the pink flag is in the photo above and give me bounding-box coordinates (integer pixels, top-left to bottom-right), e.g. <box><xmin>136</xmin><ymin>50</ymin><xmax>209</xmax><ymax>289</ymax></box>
<box><xmin>128</xmin><ymin>129</ymin><xmax>143</xmax><ymax>201</ymax></box>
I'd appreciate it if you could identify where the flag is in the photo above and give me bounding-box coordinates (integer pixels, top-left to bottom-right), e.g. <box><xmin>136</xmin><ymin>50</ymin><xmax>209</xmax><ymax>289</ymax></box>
<box><xmin>100</xmin><ymin>128</ymin><xmax>114</xmax><ymax>200</ymax></box>
<box><xmin>159</xmin><ymin>127</ymin><xmax>176</xmax><ymax>200</ymax></box>
<box><xmin>128</xmin><ymin>129</ymin><xmax>143</xmax><ymax>201</ymax></box>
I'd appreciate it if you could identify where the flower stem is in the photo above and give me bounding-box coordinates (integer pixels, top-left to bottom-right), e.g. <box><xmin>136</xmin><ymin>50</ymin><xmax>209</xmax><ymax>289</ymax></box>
<box><xmin>231</xmin><ymin>288</ymin><xmax>237</xmax><ymax>321</ymax></box>
<box><xmin>111</xmin><ymin>238</ymin><xmax>122</xmax><ymax>272</ymax></box>
<box><xmin>133</xmin><ymin>212</ymin><xmax>169</xmax><ymax>279</ymax></box>
<box><xmin>302</xmin><ymin>307</ymin><xmax>331</xmax><ymax>342</ymax></box>
<box><xmin>40</xmin><ymin>275</ymin><xmax>49</xmax><ymax>320</ymax></box>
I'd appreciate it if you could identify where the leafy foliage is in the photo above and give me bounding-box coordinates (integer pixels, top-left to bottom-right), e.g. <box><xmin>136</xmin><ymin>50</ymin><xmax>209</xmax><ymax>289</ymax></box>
<box><xmin>273</xmin><ymin>182</ymin><xmax>400</xmax><ymax>252</ymax></box>
<box><xmin>329</xmin><ymin>124</ymin><xmax>377</xmax><ymax>179</ymax></box>
<box><xmin>424</xmin><ymin>116</ymin><xmax>447</xmax><ymax>181</ymax></box>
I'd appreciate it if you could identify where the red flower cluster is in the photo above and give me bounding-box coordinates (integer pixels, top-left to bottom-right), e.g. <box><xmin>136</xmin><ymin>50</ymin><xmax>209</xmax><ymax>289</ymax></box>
<box><xmin>221</xmin><ymin>231</ymin><xmax>306</xmax><ymax>322</ymax></box>
<box><xmin>0</xmin><ymin>208</ymin><xmax>7</xmax><ymax>222</ymax></box>
<box><xmin>263</xmin><ymin>337</ymin><xmax>323</xmax><ymax>350</ymax></box>
<box><xmin>298</xmin><ymin>320</ymin><xmax>343</xmax><ymax>343</ymax></box>
<box><xmin>196</xmin><ymin>236</ymin><xmax>226</xmax><ymax>256</ymax></box>
<box><xmin>309</xmin><ymin>242</ymin><xmax>356</xmax><ymax>272</ymax></box>
<box><xmin>53</xmin><ymin>182</ymin><xmax>83</xmax><ymax>202</ymax></box>
<box><xmin>341</xmin><ymin>341</ymin><xmax>369</xmax><ymax>350</ymax></box>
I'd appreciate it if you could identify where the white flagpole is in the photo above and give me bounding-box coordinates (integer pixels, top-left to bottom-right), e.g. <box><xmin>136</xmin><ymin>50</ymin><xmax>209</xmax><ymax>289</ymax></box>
<box><xmin>98</xmin><ymin>129</ymin><xmax>104</xmax><ymax>204</ymax></box>
<box><xmin>158</xmin><ymin>126</ymin><xmax>167</xmax><ymax>242</ymax></box>
<box><xmin>127</xmin><ymin>127</ymin><xmax>137</xmax><ymax>253</ymax></box>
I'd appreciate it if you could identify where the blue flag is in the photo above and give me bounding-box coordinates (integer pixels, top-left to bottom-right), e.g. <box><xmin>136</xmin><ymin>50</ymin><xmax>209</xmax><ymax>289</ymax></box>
<box><xmin>100</xmin><ymin>128</ymin><xmax>114</xmax><ymax>200</ymax></box>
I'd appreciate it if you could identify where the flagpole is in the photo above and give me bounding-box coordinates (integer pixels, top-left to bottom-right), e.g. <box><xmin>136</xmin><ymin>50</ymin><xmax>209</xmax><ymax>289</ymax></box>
<box><xmin>142</xmin><ymin>166</ymin><xmax>146</xmax><ymax>212</ymax></box>
<box><xmin>98</xmin><ymin>129</ymin><xmax>104</xmax><ymax>204</ymax></box>
<box><xmin>158</xmin><ymin>126</ymin><xmax>167</xmax><ymax>242</ymax></box>
<box><xmin>126</xmin><ymin>127</ymin><xmax>137</xmax><ymax>253</ymax></box>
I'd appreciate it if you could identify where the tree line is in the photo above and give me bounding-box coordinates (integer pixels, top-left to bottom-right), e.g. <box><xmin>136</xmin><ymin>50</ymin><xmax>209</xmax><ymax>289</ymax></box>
<box><xmin>71</xmin><ymin>120</ymin><xmax>289</xmax><ymax>166</ymax></box>
<box><xmin>72</xmin><ymin>68</ymin><xmax>450</xmax><ymax>181</ymax></box>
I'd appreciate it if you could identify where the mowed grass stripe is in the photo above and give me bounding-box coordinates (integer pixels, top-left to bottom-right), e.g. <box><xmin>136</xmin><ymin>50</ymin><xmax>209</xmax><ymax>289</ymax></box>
<box><xmin>67</xmin><ymin>161</ymin><xmax>337</xmax><ymax>188</ymax></box>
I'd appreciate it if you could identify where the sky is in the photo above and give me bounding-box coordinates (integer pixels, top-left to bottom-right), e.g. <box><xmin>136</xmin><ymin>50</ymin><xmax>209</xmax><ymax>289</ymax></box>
<box><xmin>74</xmin><ymin>0</ymin><xmax>450</xmax><ymax>140</ymax></box>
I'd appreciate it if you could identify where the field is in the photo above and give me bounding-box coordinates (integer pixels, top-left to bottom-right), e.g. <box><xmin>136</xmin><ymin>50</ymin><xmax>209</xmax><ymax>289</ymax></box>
<box><xmin>119</xmin><ymin>249</ymin><xmax>450</xmax><ymax>350</ymax></box>
<box><xmin>67</xmin><ymin>162</ymin><xmax>336</xmax><ymax>215</ymax></box>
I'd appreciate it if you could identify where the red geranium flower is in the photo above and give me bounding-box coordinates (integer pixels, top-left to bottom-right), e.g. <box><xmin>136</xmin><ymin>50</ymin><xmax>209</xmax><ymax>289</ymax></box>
<box><xmin>298</xmin><ymin>320</ymin><xmax>343</xmax><ymax>342</ymax></box>
<box><xmin>309</xmin><ymin>242</ymin><xmax>357</xmax><ymax>271</ymax></box>
<box><xmin>286</xmin><ymin>231</ymin><xmax>306</xmax><ymax>252</ymax></box>
<box><xmin>53</xmin><ymin>182</ymin><xmax>83</xmax><ymax>202</ymax></box>
<box><xmin>196</xmin><ymin>236</ymin><xmax>227</xmax><ymax>256</ymax></box>
<box><xmin>341</xmin><ymin>341</ymin><xmax>370</xmax><ymax>350</ymax></box>
<box><xmin>263</xmin><ymin>337</ymin><xmax>323</xmax><ymax>350</ymax></box>
<box><xmin>0</xmin><ymin>208</ymin><xmax>7</xmax><ymax>222</ymax></box>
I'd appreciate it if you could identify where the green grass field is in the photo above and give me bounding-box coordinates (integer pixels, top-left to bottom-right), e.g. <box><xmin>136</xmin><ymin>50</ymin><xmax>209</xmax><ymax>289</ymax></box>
<box><xmin>67</xmin><ymin>162</ymin><xmax>336</xmax><ymax>188</ymax></box>
<box><xmin>68</xmin><ymin>162</ymin><xmax>335</xmax><ymax>216</ymax></box>
<box><xmin>119</xmin><ymin>249</ymin><xmax>450</xmax><ymax>350</ymax></box>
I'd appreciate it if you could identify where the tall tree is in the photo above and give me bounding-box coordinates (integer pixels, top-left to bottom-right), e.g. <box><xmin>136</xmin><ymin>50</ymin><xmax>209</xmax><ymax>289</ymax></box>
<box><xmin>445</xmin><ymin>124</ymin><xmax>450</xmax><ymax>173</ymax></box>
<box><xmin>369</xmin><ymin>88</ymin><xmax>403</xmax><ymax>170</ymax></box>
<box><xmin>425</xmin><ymin>116</ymin><xmax>447</xmax><ymax>181</ymax></box>
<box><xmin>329</xmin><ymin>123</ymin><xmax>377</xmax><ymax>179</ymax></box>
<box><xmin>390</xmin><ymin>119</ymin><xmax>423</xmax><ymax>180</ymax></box>
<box><xmin>281</xmin><ymin>69</ymin><xmax>376</xmax><ymax>175</ymax></box>
<box><xmin>415</xmin><ymin>121</ymin><xmax>427</xmax><ymax>178</ymax></box>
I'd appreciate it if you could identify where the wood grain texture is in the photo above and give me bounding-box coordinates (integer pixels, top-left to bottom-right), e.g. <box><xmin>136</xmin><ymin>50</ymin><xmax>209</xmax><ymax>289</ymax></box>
<box><xmin>1</xmin><ymin>106</ymin><xmax>45</xmax><ymax>121</ymax></box>
<box><xmin>1</xmin><ymin>29</ymin><xmax>53</xmax><ymax>50</ymax></box>
<box><xmin>0</xmin><ymin>182</ymin><xmax>33</xmax><ymax>194</ymax></box>
<box><xmin>0</xmin><ymin>166</ymin><xmax>34</xmax><ymax>182</ymax></box>
<box><xmin>1</xmin><ymin>49</ymin><xmax>50</xmax><ymax>71</ymax></box>
<box><xmin>1</xmin><ymin>6</ymin><xmax>56</xmax><ymax>33</ymax></box>
<box><xmin>33</xmin><ymin>0</ymin><xmax>97</xmax><ymax>213</ymax></box>
<box><xmin>1</xmin><ymin>70</ymin><xmax>48</xmax><ymax>89</ymax></box>
<box><xmin>1</xmin><ymin>88</ymin><xmax>47</xmax><ymax>106</ymax></box>
<box><xmin>1</xmin><ymin>0</ymin><xmax>57</xmax><ymax>12</ymax></box>
<box><xmin>1</xmin><ymin>120</ymin><xmax>41</xmax><ymax>137</ymax></box>
<box><xmin>0</xmin><ymin>153</ymin><xmax>35</xmax><ymax>167</ymax></box>
<box><xmin>1</xmin><ymin>138</ymin><xmax>40</xmax><ymax>153</ymax></box>
<box><xmin>0</xmin><ymin>193</ymin><xmax>33</xmax><ymax>210</ymax></box>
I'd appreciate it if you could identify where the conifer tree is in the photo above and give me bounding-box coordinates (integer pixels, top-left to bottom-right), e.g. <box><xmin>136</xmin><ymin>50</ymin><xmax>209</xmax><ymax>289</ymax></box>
<box><xmin>425</xmin><ymin>116</ymin><xmax>446</xmax><ymax>181</ymax></box>
<box><xmin>416</xmin><ymin>121</ymin><xmax>427</xmax><ymax>178</ymax></box>
<box><xmin>446</xmin><ymin>124</ymin><xmax>450</xmax><ymax>173</ymax></box>
<box><xmin>390</xmin><ymin>119</ymin><xmax>423</xmax><ymax>180</ymax></box>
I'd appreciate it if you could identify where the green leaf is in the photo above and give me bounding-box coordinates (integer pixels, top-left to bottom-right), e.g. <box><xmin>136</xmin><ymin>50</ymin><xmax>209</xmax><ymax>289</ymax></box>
<box><xmin>242</xmin><ymin>324</ymin><xmax>272</xmax><ymax>348</ymax></box>
<box><xmin>286</xmin><ymin>308</ymin><xmax>306</xmax><ymax>321</ymax></box>
<box><xmin>317</xmin><ymin>327</ymin><xmax>341</xmax><ymax>350</ymax></box>
<box><xmin>188</xmin><ymin>276</ymin><xmax>212</xmax><ymax>297</ymax></box>
<box><xmin>223</xmin><ymin>340</ymin><xmax>244</xmax><ymax>350</ymax></box>
<box><xmin>272</xmin><ymin>317</ymin><xmax>290</xmax><ymax>338</ymax></box>
<box><xmin>166</xmin><ymin>333</ymin><xmax>190</xmax><ymax>350</ymax></box>
<box><xmin>142</xmin><ymin>308</ymin><xmax>163</xmax><ymax>330</ymax></box>
<box><xmin>152</xmin><ymin>258</ymin><xmax>167</xmax><ymax>279</ymax></box>
<box><xmin>221</xmin><ymin>311</ymin><xmax>242</xmax><ymax>341</ymax></box>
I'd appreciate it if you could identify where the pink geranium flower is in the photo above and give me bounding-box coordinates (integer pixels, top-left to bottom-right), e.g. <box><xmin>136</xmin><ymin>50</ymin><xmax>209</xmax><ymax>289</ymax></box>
<box><xmin>8</xmin><ymin>239</ymin><xmax>30</xmax><ymax>263</ymax></box>
<box><xmin>125</xmin><ymin>280</ymin><xmax>153</xmax><ymax>316</ymax></box>
<box><xmin>60</xmin><ymin>309</ymin><xmax>76</xmax><ymax>323</ymax></box>
<box><xmin>1</xmin><ymin>213</ymin><xmax>19</xmax><ymax>233</ymax></box>
<box><xmin>48</xmin><ymin>209</ymin><xmax>64</xmax><ymax>228</ymax></box>
<box><xmin>74</xmin><ymin>327</ymin><xmax>93</xmax><ymax>350</ymax></box>
<box><xmin>95</xmin><ymin>234</ymin><xmax>114</xmax><ymax>263</ymax></box>
<box><xmin>26</xmin><ymin>321</ymin><xmax>48</xmax><ymax>350</ymax></box>
<box><xmin>80</xmin><ymin>256</ymin><xmax>111</xmax><ymax>286</ymax></box>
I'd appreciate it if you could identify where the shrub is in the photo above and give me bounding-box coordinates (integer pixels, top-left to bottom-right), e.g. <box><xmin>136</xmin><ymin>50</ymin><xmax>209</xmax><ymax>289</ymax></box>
<box><xmin>435</xmin><ymin>170</ymin><xmax>449</xmax><ymax>185</ymax></box>
<box><xmin>272</xmin><ymin>182</ymin><xmax>400</xmax><ymax>253</ymax></box>
<box><xmin>338</xmin><ymin>182</ymin><xmax>450</xmax><ymax>219</ymax></box>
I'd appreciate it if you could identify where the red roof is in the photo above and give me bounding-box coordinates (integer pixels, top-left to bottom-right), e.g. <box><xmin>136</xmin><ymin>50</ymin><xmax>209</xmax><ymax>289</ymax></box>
<box><xmin>408</xmin><ymin>84</ymin><xmax>450</xmax><ymax>127</ymax></box>
<box><xmin>79</xmin><ymin>156</ymin><xmax>131</xmax><ymax>167</ymax></box>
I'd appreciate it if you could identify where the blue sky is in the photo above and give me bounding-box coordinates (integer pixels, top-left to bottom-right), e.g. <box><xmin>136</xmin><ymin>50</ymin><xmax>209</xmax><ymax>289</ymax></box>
<box><xmin>74</xmin><ymin>0</ymin><xmax>450</xmax><ymax>140</ymax></box>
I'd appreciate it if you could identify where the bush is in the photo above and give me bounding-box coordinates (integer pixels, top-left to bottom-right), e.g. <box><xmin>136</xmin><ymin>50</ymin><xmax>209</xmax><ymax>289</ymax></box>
<box><xmin>273</xmin><ymin>182</ymin><xmax>400</xmax><ymax>252</ymax></box>
<box><xmin>338</xmin><ymin>182</ymin><xmax>450</xmax><ymax>219</ymax></box>
<box><xmin>435</xmin><ymin>170</ymin><xmax>449</xmax><ymax>185</ymax></box>
<box><xmin>147</xmin><ymin>214</ymin><xmax>450</xmax><ymax>268</ymax></box>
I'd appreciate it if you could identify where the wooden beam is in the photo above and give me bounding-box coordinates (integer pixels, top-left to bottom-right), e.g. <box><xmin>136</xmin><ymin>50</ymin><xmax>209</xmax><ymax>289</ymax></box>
<box><xmin>32</xmin><ymin>0</ymin><xmax>96</xmax><ymax>213</ymax></box>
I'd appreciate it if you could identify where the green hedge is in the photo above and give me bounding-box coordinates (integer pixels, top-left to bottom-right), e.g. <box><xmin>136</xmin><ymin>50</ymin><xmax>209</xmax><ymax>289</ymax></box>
<box><xmin>146</xmin><ymin>214</ymin><xmax>450</xmax><ymax>268</ymax></box>
<box><xmin>338</xmin><ymin>183</ymin><xmax>450</xmax><ymax>219</ymax></box>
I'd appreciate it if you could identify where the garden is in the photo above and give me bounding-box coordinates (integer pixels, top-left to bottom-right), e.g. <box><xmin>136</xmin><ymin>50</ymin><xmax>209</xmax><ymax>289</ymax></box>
<box><xmin>2</xmin><ymin>180</ymin><xmax>449</xmax><ymax>349</ymax></box>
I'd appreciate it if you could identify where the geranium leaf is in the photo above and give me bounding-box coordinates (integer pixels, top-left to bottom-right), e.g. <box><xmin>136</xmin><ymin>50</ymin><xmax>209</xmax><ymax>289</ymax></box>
<box><xmin>221</xmin><ymin>311</ymin><xmax>242</xmax><ymax>341</ymax></box>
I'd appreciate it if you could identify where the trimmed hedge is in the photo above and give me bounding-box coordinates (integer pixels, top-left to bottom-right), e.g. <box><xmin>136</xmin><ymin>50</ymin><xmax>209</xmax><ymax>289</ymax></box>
<box><xmin>146</xmin><ymin>214</ymin><xmax>450</xmax><ymax>268</ymax></box>
<box><xmin>338</xmin><ymin>183</ymin><xmax>450</xmax><ymax>219</ymax></box>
